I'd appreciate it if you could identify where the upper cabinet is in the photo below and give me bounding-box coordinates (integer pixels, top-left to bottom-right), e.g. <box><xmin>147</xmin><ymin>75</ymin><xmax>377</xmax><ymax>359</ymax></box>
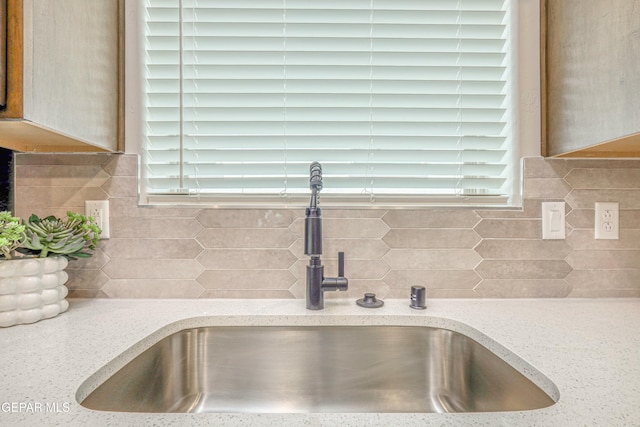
<box><xmin>541</xmin><ymin>0</ymin><xmax>640</xmax><ymax>158</ymax></box>
<box><xmin>0</xmin><ymin>0</ymin><xmax>123</xmax><ymax>152</ymax></box>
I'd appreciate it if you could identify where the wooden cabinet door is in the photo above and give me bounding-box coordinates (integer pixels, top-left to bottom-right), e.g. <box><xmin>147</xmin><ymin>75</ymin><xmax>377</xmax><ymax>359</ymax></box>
<box><xmin>542</xmin><ymin>0</ymin><xmax>640</xmax><ymax>157</ymax></box>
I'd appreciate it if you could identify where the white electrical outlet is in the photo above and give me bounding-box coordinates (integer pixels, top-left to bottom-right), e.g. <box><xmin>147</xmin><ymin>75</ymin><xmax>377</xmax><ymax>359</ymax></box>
<box><xmin>595</xmin><ymin>202</ymin><xmax>619</xmax><ymax>240</ymax></box>
<box><xmin>85</xmin><ymin>200</ymin><xmax>110</xmax><ymax>239</ymax></box>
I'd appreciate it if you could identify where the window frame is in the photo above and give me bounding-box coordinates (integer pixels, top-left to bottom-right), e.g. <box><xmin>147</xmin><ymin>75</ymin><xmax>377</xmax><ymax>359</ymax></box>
<box><xmin>125</xmin><ymin>0</ymin><xmax>541</xmax><ymax>209</ymax></box>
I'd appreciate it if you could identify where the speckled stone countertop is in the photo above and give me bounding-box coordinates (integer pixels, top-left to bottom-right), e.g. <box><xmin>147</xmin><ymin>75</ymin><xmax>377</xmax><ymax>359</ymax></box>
<box><xmin>1</xmin><ymin>298</ymin><xmax>639</xmax><ymax>426</ymax></box>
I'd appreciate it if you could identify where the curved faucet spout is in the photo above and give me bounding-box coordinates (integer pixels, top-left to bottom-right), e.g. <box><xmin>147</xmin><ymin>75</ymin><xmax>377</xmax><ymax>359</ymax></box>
<box><xmin>309</xmin><ymin>162</ymin><xmax>323</xmax><ymax>211</ymax></box>
<box><xmin>309</xmin><ymin>161</ymin><xmax>323</xmax><ymax>191</ymax></box>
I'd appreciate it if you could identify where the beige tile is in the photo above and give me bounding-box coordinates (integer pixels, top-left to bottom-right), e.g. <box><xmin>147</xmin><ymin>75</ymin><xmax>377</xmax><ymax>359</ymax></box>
<box><xmin>523</xmin><ymin>178</ymin><xmax>571</xmax><ymax>199</ymax></box>
<box><xmin>383</xmin><ymin>288</ymin><xmax>414</xmax><ymax>299</ymax></box>
<box><xmin>15</xmin><ymin>186</ymin><xmax>108</xmax><ymax>210</ymax></box>
<box><xmin>197</xmin><ymin>270</ymin><xmax>296</xmax><ymax>290</ymax></box>
<box><xmin>383</xmin><ymin>270</ymin><xmax>482</xmax><ymax>290</ymax></box>
<box><xmin>338</xmin><ymin>258</ymin><xmax>390</xmax><ymax>280</ymax></box>
<box><xmin>101</xmin><ymin>279</ymin><xmax>205</xmax><ymax>298</ymax></box>
<box><xmin>568</xmin><ymin>229</ymin><xmax>640</xmax><ymax>250</ymax></box>
<box><xmin>474</xmin><ymin>219</ymin><xmax>541</xmax><ymax>238</ymax></box>
<box><xmin>197</xmin><ymin>249</ymin><xmax>297</xmax><ymax>270</ymax></box>
<box><xmin>110</xmin><ymin>217</ymin><xmax>203</xmax><ymax>239</ymax></box>
<box><xmin>566</xmin><ymin>190</ymin><xmax>640</xmax><ymax>209</ymax></box>
<box><xmin>383</xmin><ymin>249</ymin><xmax>481</xmax><ymax>270</ymax></box>
<box><xmin>289</xmin><ymin>278</ymin><xmax>391</xmax><ymax>300</ymax></box>
<box><xmin>476</xmin><ymin>200</ymin><xmax>542</xmax><ymax>219</ymax></box>
<box><xmin>102</xmin><ymin>154</ymin><xmax>138</xmax><ymax>177</ymax></box>
<box><xmin>323</xmin><ymin>280</ymin><xmax>390</xmax><ymax>300</ymax></box>
<box><xmin>564</xmin><ymin>159</ymin><xmax>640</xmax><ymax>169</ymax></box>
<box><xmin>383</xmin><ymin>229</ymin><xmax>480</xmax><ymax>249</ymax></box>
<box><xmin>107</xmin><ymin>197</ymin><xmax>141</xmax><ymax>218</ymax></box>
<box><xmin>14</xmin><ymin>153</ymin><xmax>111</xmax><ymax>166</ymax></box>
<box><xmin>13</xmin><ymin>208</ymin><xmax>74</xmax><ymax>221</ymax></box>
<box><xmin>68</xmin><ymin>289</ymin><xmax>109</xmax><ymax>298</ymax></box>
<box><xmin>386</xmin><ymin>288</ymin><xmax>479</xmax><ymax>299</ymax></box>
<box><xmin>566</xmin><ymin>270</ymin><xmax>640</xmax><ymax>290</ymax></box>
<box><xmin>474</xmin><ymin>279</ymin><xmax>571</xmax><ymax>298</ymax></box>
<box><xmin>290</xmin><ymin>218</ymin><xmax>389</xmax><ymax>239</ymax></box>
<box><xmin>102</xmin><ymin>239</ymin><xmax>203</xmax><ymax>259</ymax></box>
<box><xmin>197</xmin><ymin>209</ymin><xmax>294</xmax><ymax>228</ymax></box>
<box><xmin>382</xmin><ymin>210</ymin><xmax>480</xmax><ymax>228</ymax></box>
<box><xmin>101</xmin><ymin>176</ymin><xmax>138</xmax><ymax>197</ymax></box>
<box><xmin>288</xmin><ymin>279</ymin><xmax>305</xmax><ymax>299</ymax></box>
<box><xmin>66</xmin><ymin>248</ymin><xmax>110</xmax><ymax>269</ymax></box>
<box><xmin>523</xmin><ymin>157</ymin><xmax>569</xmax><ymax>178</ymax></box>
<box><xmin>13</xmin><ymin>152</ymin><xmax>640</xmax><ymax>301</ymax></box>
<box><xmin>109</xmin><ymin>197</ymin><xmax>202</xmax><ymax>219</ymax></box>
<box><xmin>474</xmin><ymin>260</ymin><xmax>572</xmax><ymax>279</ymax></box>
<box><xmin>196</xmin><ymin>228</ymin><xmax>296</xmax><ymax>249</ymax></box>
<box><xmin>288</xmin><ymin>238</ymin><xmax>390</xmax><ymax>260</ymax></box>
<box><xmin>288</xmin><ymin>258</ymin><xmax>389</xmax><ymax>281</ymax></box>
<box><xmin>327</xmin><ymin>238</ymin><xmax>390</xmax><ymax>260</ymax></box>
<box><xmin>102</xmin><ymin>259</ymin><xmax>204</xmax><ymax>279</ymax></box>
<box><xmin>474</xmin><ymin>240</ymin><xmax>571</xmax><ymax>260</ymax></box>
<box><xmin>287</xmin><ymin>260</ymin><xmax>306</xmax><ymax>282</ymax></box>
<box><xmin>200</xmin><ymin>289</ymin><xmax>295</xmax><ymax>299</ymax></box>
<box><xmin>15</xmin><ymin>165</ymin><xmax>109</xmax><ymax>187</ymax></box>
<box><xmin>568</xmin><ymin>289</ymin><xmax>640</xmax><ymax>297</ymax></box>
<box><xmin>425</xmin><ymin>289</ymin><xmax>480</xmax><ymax>298</ymax></box>
<box><xmin>320</xmin><ymin>209</ymin><xmax>387</xmax><ymax>219</ymax></box>
<box><xmin>621</xmin><ymin>210</ymin><xmax>640</xmax><ymax>228</ymax></box>
<box><xmin>565</xmin><ymin>168</ymin><xmax>640</xmax><ymax>189</ymax></box>
<box><xmin>65</xmin><ymin>269</ymin><xmax>109</xmax><ymax>290</ymax></box>
<box><xmin>566</xmin><ymin>250</ymin><xmax>640</xmax><ymax>269</ymax></box>
<box><xmin>566</xmin><ymin>209</ymin><xmax>594</xmax><ymax>229</ymax></box>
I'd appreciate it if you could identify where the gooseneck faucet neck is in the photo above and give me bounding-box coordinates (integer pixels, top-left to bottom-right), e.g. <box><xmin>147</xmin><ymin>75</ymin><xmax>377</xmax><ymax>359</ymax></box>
<box><xmin>309</xmin><ymin>161</ymin><xmax>322</xmax><ymax>212</ymax></box>
<box><xmin>304</xmin><ymin>162</ymin><xmax>348</xmax><ymax>310</ymax></box>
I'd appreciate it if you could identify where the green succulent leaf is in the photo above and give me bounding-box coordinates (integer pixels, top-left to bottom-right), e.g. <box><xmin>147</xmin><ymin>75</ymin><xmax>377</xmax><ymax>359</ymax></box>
<box><xmin>0</xmin><ymin>212</ymin><xmax>26</xmax><ymax>259</ymax></box>
<box><xmin>0</xmin><ymin>211</ymin><xmax>100</xmax><ymax>260</ymax></box>
<box><xmin>28</xmin><ymin>233</ymin><xmax>43</xmax><ymax>249</ymax></box>
<box><xmin>18</xmin><ymin>211</ymin><xmax>102</xmax><ymax>259</ymax></box>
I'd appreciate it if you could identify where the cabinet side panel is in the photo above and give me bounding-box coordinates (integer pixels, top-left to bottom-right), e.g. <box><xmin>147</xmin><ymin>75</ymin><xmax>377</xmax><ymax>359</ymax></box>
<box><xmin>1</xmin><ymin>0</ymin><xmax>7</xmax><ymax>107</ymax></box>
<box><xmin>25</xmin><ymin>0</ymin><xmax>119</xmax><ymax>150</ymax></box>
<box><xmin>0</xmin><ymin>0</ymin><xmax>23</xmax><ymax>119</ymax></box>
<box><xmin>545</xmin><ymin>0</ymin><xmax>640</xmax><ymax>156</ymax></box>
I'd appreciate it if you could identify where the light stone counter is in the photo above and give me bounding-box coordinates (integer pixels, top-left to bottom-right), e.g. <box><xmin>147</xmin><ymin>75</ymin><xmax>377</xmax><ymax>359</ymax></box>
<box><xmin>1</xmin><ymin>298</ymin><xmax>639</xmax><ymax>426</ymax></box>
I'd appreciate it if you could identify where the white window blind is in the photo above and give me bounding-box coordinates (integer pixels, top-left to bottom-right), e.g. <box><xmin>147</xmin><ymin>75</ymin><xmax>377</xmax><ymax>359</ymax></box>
<box><xmin>142</xmin><ymin>0</ymin><xmax>516</xmax><ymax>206</ymax></box>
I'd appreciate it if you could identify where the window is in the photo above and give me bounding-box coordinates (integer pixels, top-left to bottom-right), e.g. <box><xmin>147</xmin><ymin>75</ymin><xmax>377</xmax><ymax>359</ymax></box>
<box><xmin>139</xmin><ymin>0</ymin><xmax>522</xmax><ymax>207</ymax></box>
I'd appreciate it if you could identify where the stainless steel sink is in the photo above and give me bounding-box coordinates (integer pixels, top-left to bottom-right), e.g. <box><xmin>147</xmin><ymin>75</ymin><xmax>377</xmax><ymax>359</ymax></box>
<box><xmin>80</xmin><ymin>326</ymin><xmax>555</xmax><ymax>413</ymax></box>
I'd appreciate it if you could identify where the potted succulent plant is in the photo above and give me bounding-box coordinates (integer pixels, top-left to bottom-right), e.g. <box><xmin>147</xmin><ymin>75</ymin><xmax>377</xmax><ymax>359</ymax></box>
<box><xmin>0</xmin><ymin>211</ymin><xmax>101</xmax><ymax>327</ymax></box>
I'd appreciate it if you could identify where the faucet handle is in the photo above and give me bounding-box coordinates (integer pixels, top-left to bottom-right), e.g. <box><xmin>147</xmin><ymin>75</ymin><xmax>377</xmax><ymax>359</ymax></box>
<box><xmin>321</xmin><ymin>252</ymin><xmax>348</xmax><ymax>291</ymax></box>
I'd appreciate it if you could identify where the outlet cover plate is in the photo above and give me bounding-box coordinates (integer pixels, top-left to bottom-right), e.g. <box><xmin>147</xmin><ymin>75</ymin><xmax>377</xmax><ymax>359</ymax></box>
<box><xmin>85</xmin><ymin>200</ymin><xmax>110</xmax><ymax>239</ymax></box>
<box><xmin>595</xmin><ymin>202</ymin><xmax>619</xmax><ymax>240</ymax></box>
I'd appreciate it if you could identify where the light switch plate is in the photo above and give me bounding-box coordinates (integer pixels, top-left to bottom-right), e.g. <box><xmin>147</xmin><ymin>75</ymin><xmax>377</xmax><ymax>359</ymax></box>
<box><xmin>595</xmin><ymin>202</ymin><xmax>619</xmax><ymax>240</ymax></box>
<box><xmin>542</xmin><ymin>202</ymin><xmax>565</xmax><ymax>239</ymax></box>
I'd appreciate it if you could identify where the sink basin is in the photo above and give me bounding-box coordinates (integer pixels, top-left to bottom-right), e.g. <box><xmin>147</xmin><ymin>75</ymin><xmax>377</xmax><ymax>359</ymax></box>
<box><xmin>79</xmin><ymin>325</ymin><xmax>556</xmax><ymax>413</ymax></box>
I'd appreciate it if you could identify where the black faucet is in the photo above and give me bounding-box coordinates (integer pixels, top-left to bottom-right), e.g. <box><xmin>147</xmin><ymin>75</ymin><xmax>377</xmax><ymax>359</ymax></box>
<box><xmin>305</xmin><ymin>162</ymin><xmax>348</xmax><ymax>310</ymax></box>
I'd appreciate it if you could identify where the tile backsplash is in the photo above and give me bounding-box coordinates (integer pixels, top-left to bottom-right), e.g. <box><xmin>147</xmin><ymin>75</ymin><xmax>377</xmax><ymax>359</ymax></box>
<box><xmin>14</xmin><ymin>154</ymin><xmax>640</xmax><ymax>299</ymax></box>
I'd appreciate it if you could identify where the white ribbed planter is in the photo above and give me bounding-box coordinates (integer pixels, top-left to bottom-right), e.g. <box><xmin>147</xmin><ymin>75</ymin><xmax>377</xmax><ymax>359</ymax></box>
<box><xmin>0</xmin><ymin>257</ymin><xmax>69</xmax><ymax>327</ymax></box>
